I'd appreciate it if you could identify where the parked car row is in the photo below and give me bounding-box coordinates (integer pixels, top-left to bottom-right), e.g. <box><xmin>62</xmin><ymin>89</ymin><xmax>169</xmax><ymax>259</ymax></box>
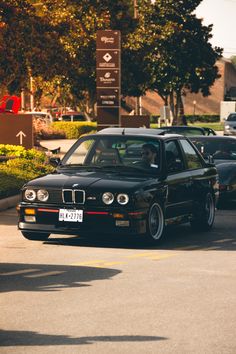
<box><xmin>189</xmin><ymin>136</ymin><xmax>236</xmax><ymax>207</ymax></box>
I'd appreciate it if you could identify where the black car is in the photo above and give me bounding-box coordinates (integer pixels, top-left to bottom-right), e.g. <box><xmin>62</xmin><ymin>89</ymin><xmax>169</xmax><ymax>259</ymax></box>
<box><xmin>190</xmin><ymin>135</ymin><xmax>236</xmax><ymax>206</ymax></box>
<box><xmin>18</xmin><ymin>128</ymin><xmax>218</xmax><ymax>243</ymax></box>
<box><xmin>157</xmin><ymin>126</ymin><xmax>217</xmax><ymax>136</ymax></box>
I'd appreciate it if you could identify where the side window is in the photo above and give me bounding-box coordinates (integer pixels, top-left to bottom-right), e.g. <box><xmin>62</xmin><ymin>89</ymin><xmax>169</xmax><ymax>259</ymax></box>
<box><xmin>164</xmin><ymin>140</ymin><xmax>184</xmax><ymax>173</ymax></box>
<box><xmin>179</xmin><ymin>139</ymin><xmax>204</xmax><ymax>170</ymax></box>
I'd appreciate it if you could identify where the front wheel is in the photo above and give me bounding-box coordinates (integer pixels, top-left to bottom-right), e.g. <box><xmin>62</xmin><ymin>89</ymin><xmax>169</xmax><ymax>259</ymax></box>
<box><xmin>21</xmin><ymin>231</ymin><xmax>50</xmax><ymax>241</ymax></box>
<box><xmin>191</xmin><ymin>192</ymin><xmax>215</xmax><ymax>231</ymax></box>
<box><xmin>145</xmin><ymin>202</ymin><xmax>165</xmax><ymax>243</ymax></box>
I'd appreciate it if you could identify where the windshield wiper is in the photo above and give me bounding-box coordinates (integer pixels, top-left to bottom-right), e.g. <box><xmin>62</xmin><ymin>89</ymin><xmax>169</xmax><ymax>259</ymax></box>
<box><xmin>59</xmin><ymin>164</ymin><xmax>103</xmax><ymax>170</ymax></box>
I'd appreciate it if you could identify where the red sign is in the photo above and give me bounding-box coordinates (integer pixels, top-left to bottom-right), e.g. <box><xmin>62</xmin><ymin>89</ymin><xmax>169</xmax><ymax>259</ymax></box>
<box><xmin>0</xmin><ymin>95</ymin><xmax>21</xmax><ymax>114</ymax></box>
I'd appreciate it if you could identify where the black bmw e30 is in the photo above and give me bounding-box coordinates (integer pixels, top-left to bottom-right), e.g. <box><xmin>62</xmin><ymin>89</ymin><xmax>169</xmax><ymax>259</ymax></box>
<box><xmin>18</xmin><ymin>128</ymin><xmax>219</xmax><ymax>243</ymax></box>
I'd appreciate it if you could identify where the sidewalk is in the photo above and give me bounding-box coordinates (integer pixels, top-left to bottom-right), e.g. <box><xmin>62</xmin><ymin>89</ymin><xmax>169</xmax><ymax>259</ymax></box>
<box><xmin>0</xmin><ymin>194</ymin><xmax>20</xmax><ymax>211</ymax></box>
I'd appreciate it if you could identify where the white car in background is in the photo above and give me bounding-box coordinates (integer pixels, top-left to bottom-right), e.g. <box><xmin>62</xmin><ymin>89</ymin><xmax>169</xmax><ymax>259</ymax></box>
<box><xmin>224</xmin><ymin>113</ymin><xmax>236</xmax><ymax>136</ymax></box>
<box><xmin>25</xmin><ymin>111</ymin><xmax>53</xmax><ymax>125</ymax></box>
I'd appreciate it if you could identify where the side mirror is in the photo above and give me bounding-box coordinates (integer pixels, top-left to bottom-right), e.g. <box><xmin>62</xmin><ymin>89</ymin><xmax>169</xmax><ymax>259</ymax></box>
<box><xmin>49</xmin><ymin>157</ymin><xmax>61</xmax><ymax>167</ymax></box>
<box><xmin>203</xmin><ymin>154</ymin><xmax>214</xmax><ymax>164</ymax></box>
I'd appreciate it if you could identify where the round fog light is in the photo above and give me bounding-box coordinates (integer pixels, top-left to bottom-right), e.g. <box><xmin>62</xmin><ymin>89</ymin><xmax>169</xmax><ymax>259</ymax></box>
<box><xmin>37</xmin><ymin>189</ymin><xmax>49</xmax><ymax>202</ymax></box>
<box><xmin>102</xmin><ymin>192</ymin><xmax>114</xmax><ymax>205</ymax></box>
<box><xmin>117</xmin><ymin>193</ymin><xmax>129</xmax><ymax>205</ymax></box>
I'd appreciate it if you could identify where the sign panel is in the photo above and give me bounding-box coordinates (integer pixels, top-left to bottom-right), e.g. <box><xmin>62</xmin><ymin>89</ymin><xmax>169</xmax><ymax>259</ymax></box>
<box><xmin>97</xmin><ymin>30</ymin><xmax>120</xmax><ymax>50</ymax></box>
<box><xmin>96</xmin><ymin>50</ymin><xmax>120</xmax><ymax>69</ymax></box>
<box><xmin>0</xmin><ymin>114</ymin><xmax>33</xmax><ymax>149</ymax></box>
<box><xmin>97</xmin><ymin>108</ymin><xmax>120</xmax><ymax>125</ymax></box>
<box><xmin>96</xmin><ymin>30</ymin><xmax>121</xmax><ymax>128</ymax></box>
<box><xmin>97</xmin><ymin>89</ymin><xmax>120</xmax><ymax>107</ymax></box>
<box><xmin>120</xmin><ymin>115</ymin><xmax>150</xmax><ymax>128</ymax></box>
<box><xmin>96</xmin><ymin>69</ymin><xmax>120</xmax><ymax>88</ymax></box>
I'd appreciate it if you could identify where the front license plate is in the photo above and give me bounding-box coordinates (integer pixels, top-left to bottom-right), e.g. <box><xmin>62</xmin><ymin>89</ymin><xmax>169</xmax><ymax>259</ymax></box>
<box><xmin>59</xmin><ymin>209</ymin><xmax>83</xmax><ymax>222</ymax></box>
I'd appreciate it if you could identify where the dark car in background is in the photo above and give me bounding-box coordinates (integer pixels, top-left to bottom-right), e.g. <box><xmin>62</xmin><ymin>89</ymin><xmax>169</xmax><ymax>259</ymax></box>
<box><xmin>18</xmin><ymin>128</ymin><xmax>218</xmax><ymax>243</ymax></box>
<box><xmin>190</xmin><ymin>136</ymin><xmax>236</xmax><ymax>207</ymax></box>
<box><xmin>157</xmin><ymin>125</ymin><xmax>217</xmax><ymax>136</ymax></box>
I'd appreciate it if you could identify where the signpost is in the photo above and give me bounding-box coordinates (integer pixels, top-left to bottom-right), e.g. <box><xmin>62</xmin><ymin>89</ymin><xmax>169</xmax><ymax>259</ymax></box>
<box><xmin>0</xmin><ymin>114</ymin><xmax>33</xmax><ymax>149</ymax></box>
<box><xmin>96</xmin><ymin>30</ymin><xmax>121</xmax><ymax>130</ymax></box>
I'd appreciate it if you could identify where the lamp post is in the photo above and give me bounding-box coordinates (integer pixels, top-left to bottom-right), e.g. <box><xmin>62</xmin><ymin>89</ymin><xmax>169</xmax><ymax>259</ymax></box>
<box><xmin>133</xmin><ymin>0</ymin><xmax>142</xmax><ymax>115</ymax></box>
<box><xmin>193</xmin><ymin>100</ymin><xmax>196</xmax><ymax>116</ymax></box>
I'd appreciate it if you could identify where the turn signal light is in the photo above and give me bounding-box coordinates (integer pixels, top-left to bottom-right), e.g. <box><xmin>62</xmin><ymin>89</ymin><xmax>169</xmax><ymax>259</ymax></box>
<box><xmin>113</xmin><ymin>213</ymin><xmax>125</xmax><ymax>219</ymax></box>
<box><xmin>25</xmin><ymin>208</ymin><xmax>36</xmax><ymax>215</ymax></box>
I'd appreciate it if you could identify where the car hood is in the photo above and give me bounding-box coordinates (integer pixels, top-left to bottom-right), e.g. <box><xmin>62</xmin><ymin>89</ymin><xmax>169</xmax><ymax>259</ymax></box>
<box><xmin>25</xmin><ymin>170</ymin><xmax>158</xmax><ymax>191</ymax></box>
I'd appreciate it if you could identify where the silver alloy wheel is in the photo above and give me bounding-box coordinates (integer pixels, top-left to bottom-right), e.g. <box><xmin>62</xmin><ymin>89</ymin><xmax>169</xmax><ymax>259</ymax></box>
<box><xmin>148</xmin><ymin>203</ymin><xmax>164</xmax><ymax>240</ymax></box>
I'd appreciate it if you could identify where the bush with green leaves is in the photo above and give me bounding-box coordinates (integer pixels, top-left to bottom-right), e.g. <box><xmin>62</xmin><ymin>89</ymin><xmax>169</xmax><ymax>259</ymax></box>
<box><xmin>51</xmin><ymin>122</ymin><xmax>97</xmax><ymax>139</ymax></box>
<box><xmin>0</xmin><ymin>145</ymin><xmax>54</xmax><ymax>199</ymax></box>
<box><xmin>0</xmin><ymin>144</ymin><xmax>47</xmax><ymax>161</ymax></box>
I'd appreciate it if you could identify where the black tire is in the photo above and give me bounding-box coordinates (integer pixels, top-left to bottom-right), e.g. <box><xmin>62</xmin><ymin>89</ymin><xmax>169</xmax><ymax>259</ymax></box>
<box><xmin>21</xmin><ymin>231</ymin><xmax>50</xmax><ymax>241</ymax></box>
<box><xmin>145</xmin><ymin>202</ymin><xmax>165</xmax><ymax>243</ymax></box>
<box><xmin>191</xmin><ymin>192</ymin><xmax>215</xmax><ymax>231</ymax></box>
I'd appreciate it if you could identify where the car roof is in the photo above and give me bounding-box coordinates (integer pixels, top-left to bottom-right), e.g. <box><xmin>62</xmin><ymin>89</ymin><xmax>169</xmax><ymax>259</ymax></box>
<box><xmin>62</xmin><ymin>112</ymin><xmax>84</xmax><ymax>115</ymax></box>
<box><xmin>161</xmin><ymin>125</ymin><xmax>204</xmax><ymax>130</ymax></box>
<box><xmin>189</xmin><ymin>135</ymin><xmax>236</xmax><ymax>141</ymax></box>
<box><xmin>96</xmin><ymin>127</ymin><xmax>182</xmax><ymax>139</ymax></box>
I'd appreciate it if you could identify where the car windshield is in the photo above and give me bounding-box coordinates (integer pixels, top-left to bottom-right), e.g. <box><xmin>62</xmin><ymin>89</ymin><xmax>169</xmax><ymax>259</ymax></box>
<box><xmin>62</xmin><ymin>114</ymin><xmax>86</xmax><ymax>121</ymax></box>
<box><xmin>161</xmin><ymin>127</ymin><xmax>205</xmax><ymax>136</ymax></box>
<box><xmin>61</xmin><ymin>136</ymin><xmax>161</xmax><ymax>173</ymax></box>
<box><xmin>227</xmin><ymin>114</ymin><xmax>236</xmax><ymax>122</ymax></box>
<box><xmin>191</xmin><ymin>138</ymin><xmax>236</xmax><ymax>160</ymax></box>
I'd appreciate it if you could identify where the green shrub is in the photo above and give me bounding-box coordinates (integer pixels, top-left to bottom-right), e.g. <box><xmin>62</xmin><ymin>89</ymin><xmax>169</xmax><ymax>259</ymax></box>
<box><xmin>0</xmin><ymin>144</ymin><xmax>47</xmax><ymax>161</ymax></box>
<box><xmin>51</xmin><ymin>122</ymin><xmax>97</xmax><ymax>139</ymax></box>
<box><xmin>186</xmin><ymin>115</ymin><xmax>220</xmax><ymax>123</ymax></box>
<box><xmin>0</xmin><ymin>145</ymin><xmax>54</xmax><ymax>199</ymax></box>
<box><xmin>0</xmin><ymin>172</ymin><xmax>26</xmax><ymax>199</ymax></box>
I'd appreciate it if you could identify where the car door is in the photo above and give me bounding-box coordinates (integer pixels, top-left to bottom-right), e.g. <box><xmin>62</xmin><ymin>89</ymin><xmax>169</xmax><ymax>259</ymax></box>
<box><xmin>179</xmin><ymin>138</ymin><xmax>211</xmax><ymax>207</ymax></box>
<box><xmin>164</xmin><ymin>139</ymin><xmax>193</xmax><ymax>219</ymax></box>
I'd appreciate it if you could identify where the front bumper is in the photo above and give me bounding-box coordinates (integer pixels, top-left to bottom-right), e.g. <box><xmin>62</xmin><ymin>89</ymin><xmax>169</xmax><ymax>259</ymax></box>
<box><xmin>17</xmin><ymin>203</ymin><xmax>148</xmax><ymax>236</ymax></box>
<box><xmin>224</xmin><ymin>130</ymin><xmax>236</xmax><ymax>136</ymax></box>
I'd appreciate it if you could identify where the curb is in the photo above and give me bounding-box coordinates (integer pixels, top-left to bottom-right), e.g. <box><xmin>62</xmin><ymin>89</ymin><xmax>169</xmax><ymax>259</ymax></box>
<box><xmin>0</xmin><ymin>194</ymin><xmax>20</xmax><ymax>211</ymax></box>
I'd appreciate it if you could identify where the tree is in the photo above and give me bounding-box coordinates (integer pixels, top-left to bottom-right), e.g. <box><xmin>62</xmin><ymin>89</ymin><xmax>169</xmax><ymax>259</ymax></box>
<box><xmin>142</xmin><ymin>0</ymin><xmax>223</xmax><ymax>123</ymax></box>
<box><xmin>0</xmin><ymin>0</ymin><xmax>69</xmax><ymax>96</ymax></box>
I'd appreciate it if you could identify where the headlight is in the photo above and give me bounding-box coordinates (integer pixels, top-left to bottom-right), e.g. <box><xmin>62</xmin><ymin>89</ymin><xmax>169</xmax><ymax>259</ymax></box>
<box><xmin>117</xmin><ymin>193</ymin><xmax>129</xmax><ymax>205</ymax></box>
<box><xmin>24</xmin><ymin>189</ymin><xmax>36</xmax><ymax>201</ymax></box>
<box><xmin>37</xmin><ymin>189</ymin><xmax>49</xmax><ymax>202</ymax></box>
<box><xmin>102</xmin><ymin>192</ymin><xmax>114</xmax><ymax>205</ymax></box>
<box><xmin>225</xmin><ymin>125</ymin><xmax>230</xmax><ymax>129</ymax></box>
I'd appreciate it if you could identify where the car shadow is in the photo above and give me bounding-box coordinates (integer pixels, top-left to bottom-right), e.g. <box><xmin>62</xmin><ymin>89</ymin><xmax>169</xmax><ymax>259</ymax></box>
<box><xmin>0</xmin><ymin>330</ymin><xmax>167</xmax><ymax>346</ymax></box>
<box><xmin>44</xmin><ymin>209</ymin><xmax>236</xmax><ymax>251</ymax></box>
<box><xmin>0</xmin><ymin>263</ymin><xmax>121</xmax><ymax>293</ymax></box>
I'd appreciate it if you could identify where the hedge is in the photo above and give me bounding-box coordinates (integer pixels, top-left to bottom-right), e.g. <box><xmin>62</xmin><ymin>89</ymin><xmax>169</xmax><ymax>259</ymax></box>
<box><xmin>0</xmin><ymin>145</ymin><xmax>54</xmax><ymax>199</ymax></box>
<box><xmin>50</xmin><ymin>121</ymin><xmax>97</xmax><ymax>139</ymax></box>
